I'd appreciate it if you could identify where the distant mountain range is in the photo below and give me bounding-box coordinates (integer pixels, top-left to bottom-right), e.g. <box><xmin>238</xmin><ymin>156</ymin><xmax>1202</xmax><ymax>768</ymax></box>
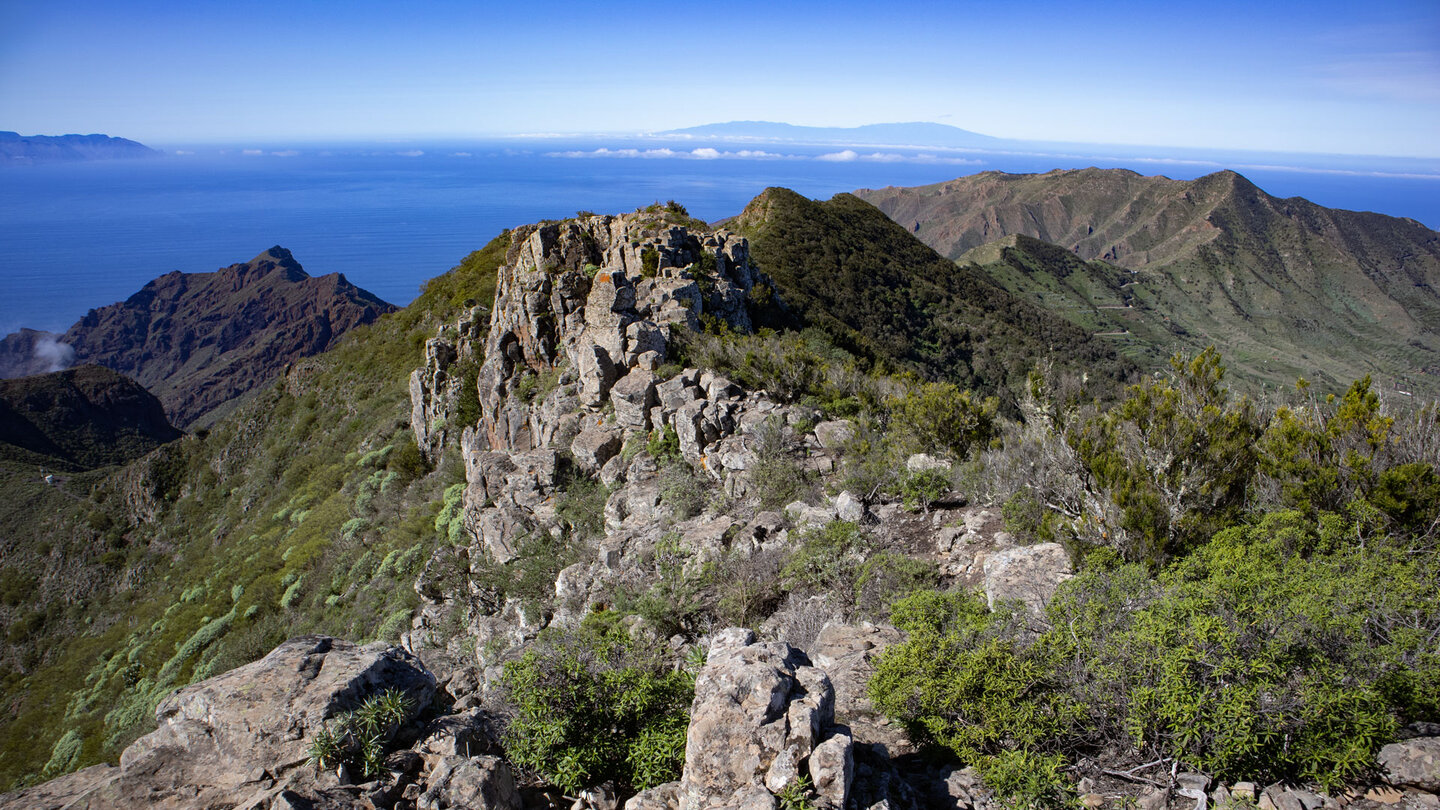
<box><xmin>0</xmin><ymin>131</ymin><xmax>158</xmax><ymax>164</ymax></box>
<box><xmin>660</xmin><ymin>121</ymin><xmax>1000</xmax><ymax>148</ymax></box>
<box><xmin>0</xmin><ymin>247</ymin><xmax>395</xmax><ymax>427</ymax></box>
<box><xmin>854</xmin><ymin>168</ymin><xmax>1440</xmax><ymax>397</ymax></box>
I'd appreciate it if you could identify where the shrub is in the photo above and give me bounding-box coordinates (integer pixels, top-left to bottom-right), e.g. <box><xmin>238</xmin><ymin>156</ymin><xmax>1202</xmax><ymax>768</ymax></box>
<box><xmin>748</xmin><ymin>417</ymin><xmax>817</xmax><ymax>510</ymax></box>
<box><xmin>896</xmin><ymin>467</ymin><xmax>950</xmax><ymax>512</ymax></box>
<box><xmin>869</xmin><ymin>510</ymin><xmax>1440</xmax><ymax>794</ymax></box>
<box><xmin>853</xmin><ymin>551</ymin><xmax>936</xmax><ymax>619</ymax></box>
<box><xmin>782</xmin><ymin>520</ymin><xmax>864</xmax><ymax>596</ymax></box>
<box><xmin>555</xmin><ymin>474</ymin><xmax>608</xmax><ymax>543</ymax></box>
<box><xmin>1069</xmin><ymin>348</ymin><xmax>1262</xmax><ymax>563</ymax></box>
<box><xmin>888</xmin><ymin>382</ymin><xmax>998</xmax><ymax>460</ymax></box>
<box><xmin>307</xmin><ymin>687</ymin><xmax>414</xmax><ymax>780</ymax></box>
<box><xmin>646</xmin><ymin>425</ymin><xmax>681</xmax><ymax>465</ymax></box>
<box><xmin>500</xmin><ymin>613</ymin><xmax>693</xmax><ymax>793</ymax></box>
<box><xmin>659</xmin><ymin>462</ymin><xmax>707</xmax><ymax>521</ymax></box>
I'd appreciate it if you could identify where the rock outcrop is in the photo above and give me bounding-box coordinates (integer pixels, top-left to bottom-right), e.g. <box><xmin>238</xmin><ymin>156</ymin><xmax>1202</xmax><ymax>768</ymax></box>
<box><xmin>407</xmin><ymin>211</ymin><xmax>823</xmax><ymax>664</ymax></box>
<box><xmin>627</xmin><ymin>629</ymin><xmax>852</xmax><ymax>810</ymax></box>
<box><xmin>0</xmin><ymin>636</ymin><xmax>436</xmax><ymax>810</ymax></box>
<box><xmin>1380</xmin><ymin>737</ymin><xmax>1440</xmax><ymax>791</ymax></box>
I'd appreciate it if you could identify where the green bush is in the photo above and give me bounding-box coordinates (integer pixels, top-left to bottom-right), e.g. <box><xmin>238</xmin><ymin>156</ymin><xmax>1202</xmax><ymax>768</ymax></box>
<box><xmin>1069</xmin><ymin>348</ymin><xmax>1261</xmax><ymax>563</ymax></box>
<box><xmin>897</xmin><ymin>467</ymin><xmax>950</xmax><ymax>512</ymax></box>
<box><xmin>640</xmin><ymin>248</ymin><xmax>659</xmax><ymax>278</ymax></box>
<box><xmin>500</xmin><ymin>613</ymin><xmax>693</xmax><ymax>793</ymax></box>
<box><xmin>853</xmin><ymin>551</ymin><xmax>936</xmax><ymax>619</ymax></box>
<box><xmin>555</xmin><ymin>473</ymin><xmax>609</xmax><ymax>542</ymax></box>
<box><xmin>782</xmin><ymin>520</ymin><xmax>864</xmax><ymax>596</ymax></box>
<box><xmin>646</xmin><ymin>425</ymin><xmax>681</xmax><ymax>465</ymax></box>
<box><xmin>307</xmin><ymin>687</ymin><xmax>415</xmax><ymax>780</ymax></box>
<box><xmin>747</xmin><ymin>417</ymin><xmax>817</xmax><ymax>510</ymax></box>
<box><xmin>888</xmin><ymin>382</ymin><xmax>998</xmax><ymax>460</ymax></box>
<box><xmin>659</xmin><ymin>462</ymin><xmax>707</xmax><ymax>520</ymax></box>
<box><xmin>869</xmin><ymin>510</ymin><xmax>1440</xmax><ymax>794</ymax></box>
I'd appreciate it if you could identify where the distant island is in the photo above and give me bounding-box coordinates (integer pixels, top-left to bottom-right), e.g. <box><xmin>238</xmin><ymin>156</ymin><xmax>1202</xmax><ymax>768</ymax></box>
<box><xmin>658</xmin><ymin>120</ymin><xmax>1001</xmax><ymax>148</ymax></box>
<box><xmin>0</xmin><ymin>131</ymin><xmax>158</xmax><ymax>164</ymax></box>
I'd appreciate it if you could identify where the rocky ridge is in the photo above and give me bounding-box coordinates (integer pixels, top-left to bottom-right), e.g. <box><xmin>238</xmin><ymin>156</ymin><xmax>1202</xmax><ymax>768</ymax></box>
<box><xmin>7</xmin><ymin>204</ymin><xmax>1440</xmax><ymax>810</ymax></box>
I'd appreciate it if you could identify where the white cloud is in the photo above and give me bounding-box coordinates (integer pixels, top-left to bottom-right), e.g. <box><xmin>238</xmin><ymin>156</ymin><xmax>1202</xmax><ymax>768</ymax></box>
<box><xmin>396</xmin><ymin>150</ymin><xmax>425</xmax><ymax>157</ymax></box>
<box><xmin>241</xmin><ymin>149</ymin><xmax>263</xmax><ymax>155</ymax></box>
<box><xmin>271</xmin><ymin>150</ymin><xmax>300</xmax><ymax>157</ymax></box>
<box><xmin>691</xmin><ymin>147</ymin><xmax>721</xmax><ymax>159</ymax></box>
<box><xmin>813</xmin><ymin>149</ymin><xmax>982</xmax><ymax>165</ymax></box>
<box><xmin>33</xmin><ymin>336</ymin><xmax>74</xmax><ymax>373</ymax></box>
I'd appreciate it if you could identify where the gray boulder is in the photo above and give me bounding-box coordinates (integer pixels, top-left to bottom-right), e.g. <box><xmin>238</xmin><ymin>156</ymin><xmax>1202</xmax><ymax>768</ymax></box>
<box><xmin>679</xmin><ymin>629</ymin><xmax>850</xmax><ymax>810</ymax></box>
<box><xmin>981</xmin><ymin>542</ymin><xmax>1072</xmax><ymax>618</ymax></box>
<box><xmin>1379</xmin><ymin>736</ymin><xmax>1440</xmax><ymax>791</ymax></box>
<box><xmin>418</xmin><ymin>754</ymin><xmax>521</xmax><ymax>810</ymax></box>
<box><xmin>1</xmin><ymin>637</ymin><xmax>434</xmax><ymax>810</ymax></box>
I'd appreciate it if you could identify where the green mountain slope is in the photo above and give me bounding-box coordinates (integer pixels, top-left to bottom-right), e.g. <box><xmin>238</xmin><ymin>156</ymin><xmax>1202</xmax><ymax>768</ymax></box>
<box><xmin>854</xmin><ymin>168</ymin><xmax>1440</xmax><ymax>396</ymax></box>
<box><xmin>0</xmin><ymin>237</ymin><xmax>505</xmax><ymax>791</ymax></box>
<box><xmin>957</xmin><ymin>234</ymin><xmax>1196</xmax><ymax>373</ymax></box>
<box><xmin>731</xmin><ymin>188</ymin><xmax>1137</xmax><ymax>404</ymax></box>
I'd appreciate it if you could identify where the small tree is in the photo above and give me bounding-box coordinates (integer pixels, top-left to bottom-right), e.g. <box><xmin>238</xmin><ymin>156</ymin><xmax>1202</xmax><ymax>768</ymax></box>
<box><xmin>500</xmin><ymin>613</ymin><xmax>694</xmax><ymax>794</ymax></box>
<box><xmin>888</xmin><ymin>382</ymin><xmax>998</xmax><ymax>460</ymax></box>
<box><xmin>1069</xmin><ymin>348</ymin><xmax>1262</xmax><ymax>563</ymax></box>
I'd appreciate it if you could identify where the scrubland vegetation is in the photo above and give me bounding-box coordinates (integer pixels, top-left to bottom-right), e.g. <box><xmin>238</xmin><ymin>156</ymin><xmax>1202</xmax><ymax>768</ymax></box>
<box><xmin>2</xmin><ymin>198</ymin><xmax>1435</xmax><ymax>807</ymax></box>
<box><xmin>502</xmin><ymin>321</ymin><xmax>1439</xmax><ymax>803</ymax></box>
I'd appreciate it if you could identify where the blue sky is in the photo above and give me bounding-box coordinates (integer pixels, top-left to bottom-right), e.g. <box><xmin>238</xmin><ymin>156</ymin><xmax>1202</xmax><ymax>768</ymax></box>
<box><xmin>2</xmin><ymin>0</ymin><xmax>1437</xmax><ymax>156</ymax></box>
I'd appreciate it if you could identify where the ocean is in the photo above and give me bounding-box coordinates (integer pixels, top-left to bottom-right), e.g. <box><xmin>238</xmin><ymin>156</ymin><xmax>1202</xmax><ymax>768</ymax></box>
<box><xmin>4</xmin><ymin>137</ymin><xmax>1438</xmax><ymax>334</ymax></box>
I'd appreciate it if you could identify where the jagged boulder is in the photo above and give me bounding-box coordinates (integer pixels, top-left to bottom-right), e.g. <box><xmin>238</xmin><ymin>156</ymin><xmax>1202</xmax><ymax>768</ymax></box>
<box><xmin>611</xmin><ymin>369</ymin><xmax>658</xmax><ymax>429</ymax></box>
<box><xmin>417</xmin><ymin>755</ymin><xmax>521</xmax><ymax>810</ymax></box>
<box><xmin>671</xmin><ymin>628</ymin><xmax>852</xmax><ymax>810</ymax></box>
<box><xmin>1</xmin><ymin>637</ymin><xmax>434</xmax><ymax>810</ymax></box>
<box><xmin>1379</xmin><ymin>736</ymin><xmax>1440</xmax><ymax>791</ymax></box>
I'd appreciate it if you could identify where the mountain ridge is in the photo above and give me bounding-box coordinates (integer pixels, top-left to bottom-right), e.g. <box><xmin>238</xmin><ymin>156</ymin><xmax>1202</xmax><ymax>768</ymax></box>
<box><xmin>855</xmin><ymin>167</ymin><xmax>1440</xmax><ymax>396</ymax></box>
<box><xmin>1</xmin><ymin>247</ymin><xmax>397</xmax><ymax>428</ymax></box>
<box><xmin>0</xmin><ymin>365</ymin><xmax>180</xmax><ymax>471</ymax></box>
<box><xmin>0</xmin><ymin>132</ymin><xmax>158</xmax><ymax>164</ymax></box>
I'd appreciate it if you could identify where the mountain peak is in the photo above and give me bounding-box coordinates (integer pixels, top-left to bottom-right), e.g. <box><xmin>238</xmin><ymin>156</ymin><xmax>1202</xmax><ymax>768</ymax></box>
<box><xmin>226</xmin><ymin>246</ymin><xmax>308</xmax><ymax>288</ymax></box>
<box><xmin>31</xmin><ymin>249</ymin><xmax>396</xmax><ymax>427</ymax></box>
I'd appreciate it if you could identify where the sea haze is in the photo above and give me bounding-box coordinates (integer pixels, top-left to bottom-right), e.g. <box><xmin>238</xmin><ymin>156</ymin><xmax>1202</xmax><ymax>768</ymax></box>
<box><xmin>4</xmin><ymin>136</ymin><xmax>1438</xmax><ymax>334</ymax></box>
